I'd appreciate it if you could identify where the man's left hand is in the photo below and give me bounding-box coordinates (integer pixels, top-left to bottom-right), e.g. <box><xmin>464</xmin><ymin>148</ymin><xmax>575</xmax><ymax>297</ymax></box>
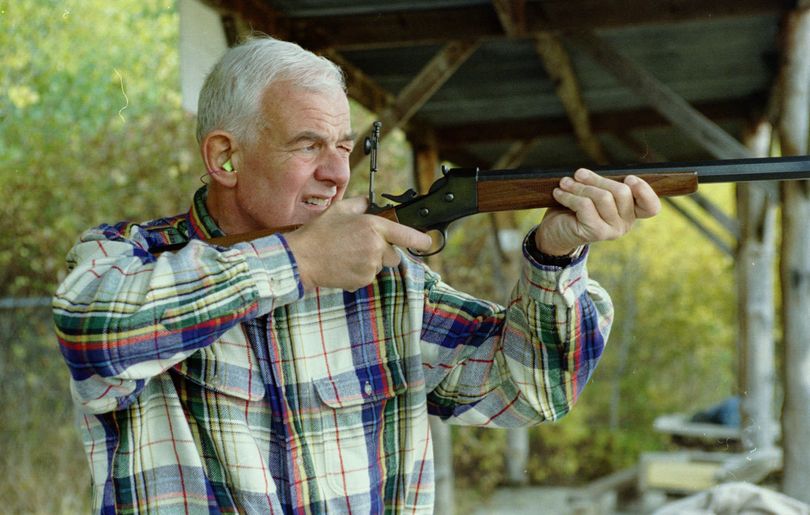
<box><xmin>535</xmin><ymin>168</ymin><xmax>661</xmax><ymax>256</ymax></box>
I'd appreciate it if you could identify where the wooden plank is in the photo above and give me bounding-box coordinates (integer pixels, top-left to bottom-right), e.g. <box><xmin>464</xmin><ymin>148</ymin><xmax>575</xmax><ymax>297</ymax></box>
<box><xmin>350</xmin><ymin>40</ymin><xmax>479</xmax><ymax>170</ymax></box>
<box><xmin>645</xmin><ymin>461</ymin><xmax>719</xmax><ymax>492</ymax></box>
<box><xmin>639</xmin><ymin>451</ymin><xmax>730</xmax><ymax>494</ymax></box>
<box><xmin>566</xmin><ymin>31</ymin><xmax>753</xmax><ymax>160</ymax></box>
<box><xmin>778</xmin><ymin>2</ymin><xmax>810</xmax><ymax>501</ymax></box>
<box><xmin>652</xmin><ymin>413</ymin><xmax>741</xmax><ymax>441</ymax></box>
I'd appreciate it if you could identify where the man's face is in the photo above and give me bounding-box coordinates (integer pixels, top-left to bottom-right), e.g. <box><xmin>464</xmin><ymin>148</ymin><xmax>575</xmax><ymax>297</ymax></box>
<box><xmin>229</xmin><ymin>80</ymin><xmax>353</xmax><ymax>233</ymax></box>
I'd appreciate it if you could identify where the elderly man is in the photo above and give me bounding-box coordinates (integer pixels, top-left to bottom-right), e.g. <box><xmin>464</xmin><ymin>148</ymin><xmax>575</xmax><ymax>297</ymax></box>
<box><xmin>54</xmin><ymin>36</ymin><xmax>660</xmax><ymax>513</ymax></box>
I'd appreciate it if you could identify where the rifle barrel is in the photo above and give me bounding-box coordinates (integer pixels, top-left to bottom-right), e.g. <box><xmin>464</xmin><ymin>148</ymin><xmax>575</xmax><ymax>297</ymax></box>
<box><xmin>479</xmin><ymin>155</ymin><xmax>810</xmax><ymax>184</ymax></box>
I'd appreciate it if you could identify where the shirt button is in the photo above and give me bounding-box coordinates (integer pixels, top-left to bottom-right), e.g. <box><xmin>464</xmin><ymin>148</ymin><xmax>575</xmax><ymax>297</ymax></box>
<box><xmin>364</xmin><ymin>381</ymin><xmax>373</xmax><ymax>396</ymax></box>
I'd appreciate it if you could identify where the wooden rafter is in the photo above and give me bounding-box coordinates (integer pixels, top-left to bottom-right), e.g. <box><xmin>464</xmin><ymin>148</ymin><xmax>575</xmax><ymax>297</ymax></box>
<box><xmin>320</xmin><ymin>49</ymin><xmax>395</xmax><ymax>115</ymax></box>
<box><xmin>534</xmin><ymin>32</ymin><xmax>609</xmax><ymax>164</ymax></box>
<box><xmin>199</xmin><ymin>0</ymin><xmax>286</xmax><ymax>36</ymax></box>
<box><xmin>664</xmin><ymin>198</ymin><xmax>734</xmax><ymax>256</ymax></box>
<box><xmin>350</xmin><ymin>40</ymin><xmax>480</xmax><ymax>170</ymax></box>
<box><xmin>617</xmin><ymin>133</ymin><xmax>740</xmax><ymax>243</ymax></box>
<box><xmin>492</xmin><ymin>0</ymin><xmax>527</xmax><ymax>37</ymax></box>
<box><xmin>566</xmin><ymin>31</ymin><xmax>753</xmax><ymax>160</ymax></box>
<box><xmin>435</xmin><ymin>98</ymin><xmax>756</xmax><ymax>147</ymax></box>
<box><xmin>493</xmin><ymin>138</ymin><xmax>541</xmax><ymax>169</ymax></box>
<box><xmin>277</xmin><ymin>0</ymin><xmax>788</xmax><ymax>50</ymax></box>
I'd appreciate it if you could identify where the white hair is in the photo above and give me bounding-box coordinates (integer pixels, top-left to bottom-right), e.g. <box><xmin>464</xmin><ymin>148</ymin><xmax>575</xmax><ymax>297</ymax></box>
<box><xmin>195</xmin><ymin>35</ymin><xmax>346</xmax><ymax>144</ymax></box>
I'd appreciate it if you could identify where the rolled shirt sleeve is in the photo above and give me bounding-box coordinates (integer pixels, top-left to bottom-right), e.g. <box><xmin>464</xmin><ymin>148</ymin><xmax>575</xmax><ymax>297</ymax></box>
<box><xmin>420</xmin><ymin>232</ymin><xmax>612</xmax><ymax>427</ymax></box>
<box><xmin>52</xmin><ymin>223</ymin><xmax>303</xmax><ymax>413</ymax></box>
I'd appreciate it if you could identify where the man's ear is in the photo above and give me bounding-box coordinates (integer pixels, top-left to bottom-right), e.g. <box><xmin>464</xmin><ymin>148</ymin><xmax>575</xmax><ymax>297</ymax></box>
<box><xmin>201</xmin><ymin>131</ymin><xmax>239</xmax><ymax>188</ymax></box>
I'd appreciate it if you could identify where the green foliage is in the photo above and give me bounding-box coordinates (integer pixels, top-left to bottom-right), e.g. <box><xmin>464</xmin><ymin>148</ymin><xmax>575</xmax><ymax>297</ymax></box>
<box><xmin>0</xmin><ymin>0</ymin><xmax>196</xmax><ymax>296</ymax></box>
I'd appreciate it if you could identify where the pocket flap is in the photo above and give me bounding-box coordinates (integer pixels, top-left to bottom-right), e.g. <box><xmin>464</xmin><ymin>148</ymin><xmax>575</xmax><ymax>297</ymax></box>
<box><xmin>173</xmin><ymin>325</ymin><xmax>265</xmax><ymax>401</ymax></box>
<box><xmin>314</xmin><ymin>361</ymin><xmax>407</xmax><ymax>408</ymax></box>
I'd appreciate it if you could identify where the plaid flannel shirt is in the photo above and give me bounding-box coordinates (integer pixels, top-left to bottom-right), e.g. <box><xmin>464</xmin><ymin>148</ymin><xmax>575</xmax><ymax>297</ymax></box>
<box><xmin>53</xmin><ymin>186</ymin><xmax>613</xmax><ymax>514</ymax></box>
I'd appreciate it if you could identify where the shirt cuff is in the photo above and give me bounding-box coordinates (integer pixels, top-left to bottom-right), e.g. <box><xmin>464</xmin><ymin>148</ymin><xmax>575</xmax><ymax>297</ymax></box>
<box><xmin>523</xmin><ymin>227</ymin><xmax>585</xmax><ymax>269</ymax></box>
<box><xmin>521</xmin><ymin>229</ymin><xmax>590</xmax><ymax>307</ymax></box>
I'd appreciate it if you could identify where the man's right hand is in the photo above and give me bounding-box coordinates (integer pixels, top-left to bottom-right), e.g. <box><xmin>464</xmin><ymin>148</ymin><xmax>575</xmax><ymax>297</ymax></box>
<box><xmin>284</xmin><ymin>197</ymin><xmax>433</xmax><ymax>292</ymax></box>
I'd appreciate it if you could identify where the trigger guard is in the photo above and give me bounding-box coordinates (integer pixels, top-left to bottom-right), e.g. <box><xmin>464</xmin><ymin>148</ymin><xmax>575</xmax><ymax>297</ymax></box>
<box><xmin>409</xmin><ymin>229</ymin><xmax>446</xmax><ymax>257</ymax></box>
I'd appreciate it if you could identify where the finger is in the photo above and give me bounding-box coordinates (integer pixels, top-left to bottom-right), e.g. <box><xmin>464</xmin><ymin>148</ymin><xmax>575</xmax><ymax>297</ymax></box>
<box><xmin>381</xmin><ymin>244</ymin><xmax>401</xmax><ymax>268</ymax></box>
<box><xmin>572</xmin><ymin>168</ymin><xmax>635</xmax><ymax>221</ymax></box>
<box><xmin>552</xmin><ymin>186</ymin><xmax>600</xmax><ymax>224</ymax></box>
<box><xmin>376</xmin><ymin>219</ymin><xmax>433</xmax><ymax>251</ymax></box>
<box><xmin>575</xmin><ymin>168</ymin><xmax>635</xmax><ymax>220</ymax></box>
<box><xmin>559</xmin><ymin>174</ymin><xmax>621</xmax><ymax>225</ymax></box>
<box><xmin>624</xmin><ymin>175</ymin><xmax>662</xmax><ymax>219</ymax></box>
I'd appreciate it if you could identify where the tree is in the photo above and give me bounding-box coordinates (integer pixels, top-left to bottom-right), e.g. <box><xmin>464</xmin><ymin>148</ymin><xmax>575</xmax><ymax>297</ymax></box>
<box><xmin>0</xmin><ymin>0</ymin><xmax>197</xmax><ymax>296</ymax></box>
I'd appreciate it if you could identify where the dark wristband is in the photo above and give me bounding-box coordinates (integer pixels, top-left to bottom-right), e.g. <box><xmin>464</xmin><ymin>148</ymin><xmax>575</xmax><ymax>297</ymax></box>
<box><xmin>525</xmin><ymin>228</ymin><xmax>581</xmax><ymax>267</ymax></box>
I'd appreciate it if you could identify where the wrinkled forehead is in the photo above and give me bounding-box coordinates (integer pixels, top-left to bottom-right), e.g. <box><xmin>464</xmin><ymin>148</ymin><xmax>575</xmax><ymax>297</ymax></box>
<box><xmin>258</xmin><ymin>81</ymin><xmax>352</xmax><ymax>135</ymax></box>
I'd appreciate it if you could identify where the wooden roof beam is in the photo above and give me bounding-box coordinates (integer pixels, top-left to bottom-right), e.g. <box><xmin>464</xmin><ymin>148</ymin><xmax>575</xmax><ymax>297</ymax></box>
<box><xmin>321</xmin><ymin>49</ymin><xmax>395</xmax><ymax>115</ymax></box>
<box><xmin>350</xmin><ymin>40</ymin><xmax>480</xmax><ymax>170</ymax></box>
<box><xmin>492</xmin><ymin>0</ymin><xmax>527</xmax><ymax>38</ymax></box>
<box><xmin>566</xmin><ymin>30</ymin><xmax>753</xmax><ymax>160</ymax></box>
<box><xmin>199</xmin><ymin>0</ymin><xmax>287</xmax><ymax>37</ymax></box>
<box><xmin>434</xmin><ymin>98</ymin><xmax>758</xmax><ymax>146</ymax></box>
<box><xmin>665</xmin><ymin>198</ymin><xmax>735</xmax><ymax>256</ymax></box>
<box><xmin>618</xmin><ymin>134</ymin><xmax>740</xmax><ymax>239</ymax></box>
<box><xmin>282</xmin><ymin>0</ymin><xmax>790</xmax><ymax>50</ymax></box>
<box><xmin>535</xmin><ymin>32</ymin><xmax>609</xmax><ymax>164</ymax></box>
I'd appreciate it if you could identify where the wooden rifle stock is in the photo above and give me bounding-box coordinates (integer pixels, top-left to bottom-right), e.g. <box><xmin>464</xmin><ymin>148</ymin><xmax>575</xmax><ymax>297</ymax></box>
<box><xmin>476</xmin><ymin>172</ymin><xmax>697</xmax><ymax>213</ymax></box>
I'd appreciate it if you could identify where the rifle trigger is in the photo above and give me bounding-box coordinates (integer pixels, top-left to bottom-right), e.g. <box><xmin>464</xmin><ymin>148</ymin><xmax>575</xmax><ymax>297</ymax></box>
<box><xmin>381</xmin><ymin>188</ymin><xmax>418</xmax><ymax>204</ymax></box>
<box><xmin>409</xmin><ymin>227</ymin><xmax>447</xmax><ymax>258</ymax></box>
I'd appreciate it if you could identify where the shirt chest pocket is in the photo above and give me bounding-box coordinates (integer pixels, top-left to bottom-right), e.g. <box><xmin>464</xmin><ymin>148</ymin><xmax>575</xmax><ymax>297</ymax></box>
<box><xmin>311</xmin><ymin>360</ymin><xmax>408</xmax><ymax>496</ymax></box>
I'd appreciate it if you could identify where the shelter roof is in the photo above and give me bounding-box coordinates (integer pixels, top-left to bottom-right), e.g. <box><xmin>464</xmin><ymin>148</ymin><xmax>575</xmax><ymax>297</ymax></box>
<box><xmin>204</xmin><ymin>0</ymin><xmax>794</xmax><ymax>169</ymax></box>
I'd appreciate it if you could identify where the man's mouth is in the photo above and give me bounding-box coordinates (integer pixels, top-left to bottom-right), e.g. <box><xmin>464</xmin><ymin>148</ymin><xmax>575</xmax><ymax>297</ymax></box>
<box><xmin>303</xmin><ymin>196</ymin><xmax>331</xmax><ymax>208</ymax></box>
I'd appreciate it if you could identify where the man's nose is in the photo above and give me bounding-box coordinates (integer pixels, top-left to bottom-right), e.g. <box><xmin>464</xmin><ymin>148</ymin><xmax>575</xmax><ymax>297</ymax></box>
<box><xmin>315</xmin><ymin>148</ymin><xmax>351</xmax><ymax>184</ymax></box>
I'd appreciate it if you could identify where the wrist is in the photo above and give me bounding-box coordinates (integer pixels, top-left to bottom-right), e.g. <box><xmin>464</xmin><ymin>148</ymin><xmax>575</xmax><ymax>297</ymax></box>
<box><xmin>527</xmin><ymin>228</ymin><xmax>583</xmax><ymax>267</ymax></box>
<box><xmin>533</xmin><ymin>228</ymin><xmax>576</xmax><ymax>257</ymax></box>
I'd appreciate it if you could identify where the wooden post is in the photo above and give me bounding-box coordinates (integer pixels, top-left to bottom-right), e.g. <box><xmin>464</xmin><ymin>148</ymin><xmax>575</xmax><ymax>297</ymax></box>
<box><xmin>778</xmin><ymin>2</ymin><xmax>810</xmax><ymax>500</ymax></box>
<box><xmin>737</xmin><ymin>121</ymin><xmax>779</xmax><ymax>454</ymax></box>
<box><xmin>412</xmin><ymin>129</ymin><xmax>455</xmax><ymax>514</ymax></box>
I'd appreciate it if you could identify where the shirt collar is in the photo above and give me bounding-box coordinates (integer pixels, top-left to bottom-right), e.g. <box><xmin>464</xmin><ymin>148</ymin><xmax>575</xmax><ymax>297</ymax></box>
<box><xmin>187</xmin><ymin>185</ymin><xmax>225</xmax><ymax>240</ymax></box>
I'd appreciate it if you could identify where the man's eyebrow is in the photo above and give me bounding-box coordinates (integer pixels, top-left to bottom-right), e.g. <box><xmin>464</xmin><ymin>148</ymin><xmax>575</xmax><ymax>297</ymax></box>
<box><xmin>287</xmin><ymin>130</ymin><xmax>356</xmax><ymax>145</ymax></box>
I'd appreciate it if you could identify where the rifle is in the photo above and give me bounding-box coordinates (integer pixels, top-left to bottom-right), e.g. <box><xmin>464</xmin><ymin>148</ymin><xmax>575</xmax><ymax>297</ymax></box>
<box><xmin>153</xmin><ymin>121</ymin><xmax>810</xmax><ymax>255</ymax></box>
